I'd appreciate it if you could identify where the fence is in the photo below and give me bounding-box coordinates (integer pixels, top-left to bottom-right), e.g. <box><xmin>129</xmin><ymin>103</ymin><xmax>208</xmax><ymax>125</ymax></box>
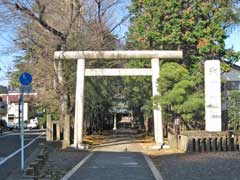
<box><xmin>168</xmin><ymin>130</ymin><xmax>240</xmax><ymax>153</ymax></box>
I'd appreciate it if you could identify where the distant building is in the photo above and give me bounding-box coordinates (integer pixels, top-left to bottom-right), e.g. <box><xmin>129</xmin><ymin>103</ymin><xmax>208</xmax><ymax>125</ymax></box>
<box><xmin>0</xmin><ymin>91</ymin><xmax>37</xmax><ymax>126</ymax></box>
<box><xmin>0</xmin><ymin>85</ymin><xmax>8</xmax><ymax>116</ymax></box>
<box><xmin>222</xmin><ymin>65</ymin><xmax>240</xmax><ymax>90</ymax></box>
<box><xmin>0</xmin><ymin>85</ymin><xmax>7</xmax><ymax>94</ymax></box>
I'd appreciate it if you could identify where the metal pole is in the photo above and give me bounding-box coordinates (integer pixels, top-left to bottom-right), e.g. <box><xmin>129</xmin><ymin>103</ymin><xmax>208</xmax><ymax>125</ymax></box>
<box><xmin>20</xmin><ymin>92</ymin><xmax>24</xmax><ymax>171</ymax></box>
<box><xmin>6</xmin><ymin>95</ymin><xmax>8</xmax><ymax>123</ymax></box>
<box><xmin>18</xmin><ymin>97</ymin><xmax>21</xmax><ymax>132</ymax></box>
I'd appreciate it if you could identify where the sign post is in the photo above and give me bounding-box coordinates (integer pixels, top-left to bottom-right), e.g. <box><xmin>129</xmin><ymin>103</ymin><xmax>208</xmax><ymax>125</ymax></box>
<box><xmin>19</xmin><ymin>72</ymin><xmax>32</xmax><ymax>171</ymax></box>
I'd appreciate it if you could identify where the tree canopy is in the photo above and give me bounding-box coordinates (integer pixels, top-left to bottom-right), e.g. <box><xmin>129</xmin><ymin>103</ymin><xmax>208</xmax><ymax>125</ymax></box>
<box><xmin>0</xmin><ymin>0</ymin><xmax>128</xmax><ymax>136</ymax></box>
<box><xmin>127</xmin><ymin>0</ymin><xmax>240</xmax><ymax>129</ymax></box>
<box><xmin>1</xmin><ymin>0</ymin><xmax>240</xmax><ymax>133</ymax></box>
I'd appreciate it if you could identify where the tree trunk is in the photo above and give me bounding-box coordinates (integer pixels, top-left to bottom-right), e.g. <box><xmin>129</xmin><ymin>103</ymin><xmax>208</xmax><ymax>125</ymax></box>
<box><xmin>53</xmin><ymin>57</ymin><xmax>72</xmax><ymax>146</ymax></box>
<box><xmin>144</xmin><ymin>115</ymin><xmax>149</xmax><ymax>134</ymax></box>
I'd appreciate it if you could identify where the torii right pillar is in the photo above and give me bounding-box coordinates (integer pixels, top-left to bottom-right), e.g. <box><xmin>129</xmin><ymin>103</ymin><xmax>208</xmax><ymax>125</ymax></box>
<box><xmin>151</xmin><ymin>58</ymin><xmax>164</xmax><ymax>145</ymax></box>
<box><xmin>204</xmin><ymin>60</ymin><xmax>222</xmax><ymax>131</ymax></box>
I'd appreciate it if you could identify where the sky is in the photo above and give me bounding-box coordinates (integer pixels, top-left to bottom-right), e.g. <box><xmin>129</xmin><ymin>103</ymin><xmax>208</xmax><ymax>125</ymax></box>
<box><xmin>0</xmin><ymin>29</ymin><xmax>239</xmax><ymax>87</ymax></box>
<box><xmin>225</xmin><ymin>28</ymin><xmax>240</xmax><ymax>50</ymax></box>
<box><xmin>0</xmin><ymin>33</ymin><xmax>16</xmax><ymax>86</ymax></box>
<box><xmin>0</xmin><ymin>1</ymin><xmax>240</xmax><ymax>87</ymax></box>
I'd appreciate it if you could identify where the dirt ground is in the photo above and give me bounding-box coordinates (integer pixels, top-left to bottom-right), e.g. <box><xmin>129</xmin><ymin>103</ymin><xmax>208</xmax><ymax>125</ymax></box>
<box><xmin>38</xmin><ymin>144</ymin><xmax>89</xmax><ymax>180</ymax></box>
<box><xmin>151</xmin><ymin>151</ymin><xmax>240</xmax><ymax>180</ymax></box>
<box><xmin>139</xmin><ymin>136</ymin><xmax>240</xmax><ymax>180</ymax></box>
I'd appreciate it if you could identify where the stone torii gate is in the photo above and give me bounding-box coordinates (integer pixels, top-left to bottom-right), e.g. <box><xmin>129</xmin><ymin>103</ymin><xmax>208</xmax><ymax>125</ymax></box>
<box><xmin>54</xmin><ymin>50</ymin><xmax>183</xmax><ymax>149</ymax></box>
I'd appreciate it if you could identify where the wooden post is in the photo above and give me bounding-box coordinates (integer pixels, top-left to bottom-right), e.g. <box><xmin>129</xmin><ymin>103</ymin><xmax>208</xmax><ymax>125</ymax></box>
<box><xmin>206</xmin><ymin>138</ymin><xmax>211</xmax><ymax>152</ymax></box>
<box><xmin>222</xmin><ymin>136</ymin><xmax>227</xmax><ymax>151</ymax></box>
<box><xmin>238</xmin><ymin>136</ymin><xmax>240</xmax><ymax>151</ymax></box>
<box><xmin>56</xmin><ymin>123</ymin><xmax>61</xmax><ymax>141</ymax></box>
<box><xmin>212</xmin><ymin>137</ymin><xmax>217</xmax><ymax>152</ymax></box>
<box><xmin>233</xmin><ymin>135</ymin><xmax>238</xmax><ymax>151</ymax></box>
<box><xmin>113</xmin><ymin>113</ymin><xmax>117</xmax><ymax>130</ymax></box>
<box><xmin>201</xmin><ymin>138</ymin><xmax>206</xmax><ymax>152</ymax></box>
<box><xmin>46</xmin><ymin>114</ymin><xmax>53</xmax><ymax>141</ymax></box>
<box><xmin>196</xmin><ymin>138</ymin><xmax>200</xmax><ymax>152</ymax></box>
<box><xmin>63</xmin><ymin>115</ymin><xmax>70</xmax><ymax>148</ymax></box>
<box><xmin>217</xmin><ymin>137</ymin><xmax>222</xmax><ymax>151</ymax></box>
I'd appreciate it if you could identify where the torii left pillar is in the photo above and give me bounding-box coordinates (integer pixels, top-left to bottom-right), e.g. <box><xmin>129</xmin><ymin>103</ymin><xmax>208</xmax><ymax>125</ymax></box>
<box><xmin>74</xmin><ymin>59</ymin><xmax>85</xmax><ymax>149</ymax></box>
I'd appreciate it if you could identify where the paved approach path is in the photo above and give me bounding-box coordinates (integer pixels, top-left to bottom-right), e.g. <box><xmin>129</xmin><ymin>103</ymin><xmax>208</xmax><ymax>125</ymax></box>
<box><xmin>66</xmin><ymin>135</ymin><xmax>157</xmax><ymax>180</ymax></box>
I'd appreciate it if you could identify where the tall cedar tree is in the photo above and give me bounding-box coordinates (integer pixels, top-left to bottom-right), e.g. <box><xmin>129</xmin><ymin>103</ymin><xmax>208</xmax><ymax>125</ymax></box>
<box><xmin>126</xmin><ymin>0</ymin><xmax>240</xmax><ymax>129</ymax></box>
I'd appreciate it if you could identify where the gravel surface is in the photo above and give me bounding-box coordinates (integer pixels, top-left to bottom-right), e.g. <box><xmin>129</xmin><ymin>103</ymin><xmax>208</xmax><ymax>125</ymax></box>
<box><xmin>38</xmin><ymin>145</ymin><xmax>89</xmax><ymax>180</ymax></box>
<box><xmin>151</xmin><ymin>152</ymin><xmax>240</xmax><ymax>180</ymax></box>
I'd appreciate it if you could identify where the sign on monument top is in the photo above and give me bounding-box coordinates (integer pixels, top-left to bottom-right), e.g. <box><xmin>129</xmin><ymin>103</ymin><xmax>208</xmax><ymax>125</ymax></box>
<box><xmin>19</xmin><ymin>72</ymin><xmax>32</xmax><ymax>86</ymax></box>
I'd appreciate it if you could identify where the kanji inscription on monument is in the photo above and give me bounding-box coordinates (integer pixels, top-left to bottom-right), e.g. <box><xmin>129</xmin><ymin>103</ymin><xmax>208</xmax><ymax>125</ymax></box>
<box><xmin>204</xmin><ymin>60</ymin><xmax>222</xmax><ymax>131</ymax></box>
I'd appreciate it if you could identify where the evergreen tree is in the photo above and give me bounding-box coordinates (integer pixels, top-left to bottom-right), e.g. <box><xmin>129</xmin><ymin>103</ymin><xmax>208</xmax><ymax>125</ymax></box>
<box><xmin>227</xmin><ymin>90</ymin><xmax>240</xmax><ymax>130</ymax></box>
<box><xmin>127</xmin><ymin>0</ymin><xmax>240</xmax><ymax>129</ymax></box>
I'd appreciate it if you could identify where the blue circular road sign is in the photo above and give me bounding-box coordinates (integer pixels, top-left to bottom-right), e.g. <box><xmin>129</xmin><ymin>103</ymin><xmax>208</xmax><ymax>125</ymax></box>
<box><xmin>19</xmin><ymin>72</ymin><xmax>32</xmax><ymax>86</ymax></box>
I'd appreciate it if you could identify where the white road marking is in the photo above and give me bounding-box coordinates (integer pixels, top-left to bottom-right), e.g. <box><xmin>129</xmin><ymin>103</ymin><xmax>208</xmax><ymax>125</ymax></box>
<box><xmin>60</xmin><ymin>152</ymin><xmax>94</xmax><ymax>180</ymax></box>
<box><xmin>122</xmin><ymin>162</ymin><xmax>139</xmax><ymax>165</ymax></box>
<box><xmin>0</xmin><ymin>133</ymin><xmax>44</xmax><ymax>166</ymax></box>
<box><xmin>1</xmin><ymin>131</ymin><xmax>12</xmax><ymax>135</ymax></box>
<box><xmin>0</xmin><ymin>132</ymin><xmax>17</xmax><ymax>138</ymax></box>
<box><xmin>142</xmin><ymin>153</ymin><xmax>164</xmax><ymax>180</ymax></box>
<box><xmin>0</xmin><ymin>131</ymin><xmax>45</xmax><ymax>138</ymax></box>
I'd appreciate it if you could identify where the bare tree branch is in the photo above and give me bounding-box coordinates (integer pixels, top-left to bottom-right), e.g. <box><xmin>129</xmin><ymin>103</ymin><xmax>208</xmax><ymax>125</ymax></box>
<box><xmin>110</xmin><ymin>13</ymin><xmax>130</xmax><ymax>33</ymax></box>
<box><xmin>15</xmin><ymin>2</ymin><xmax>67</xmax><ymax>41</ymax></box>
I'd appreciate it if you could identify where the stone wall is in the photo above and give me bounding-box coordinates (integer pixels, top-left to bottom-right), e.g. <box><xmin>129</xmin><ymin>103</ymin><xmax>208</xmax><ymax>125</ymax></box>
<box><xmin>169</xmin><ymin>131</ymin><xmax>240</xmax><ymax>153</ymax></box>
<box><xmin>20</xmin><ymin>145</ymin><xmax>48</xmax><ymax>180</ymax></box>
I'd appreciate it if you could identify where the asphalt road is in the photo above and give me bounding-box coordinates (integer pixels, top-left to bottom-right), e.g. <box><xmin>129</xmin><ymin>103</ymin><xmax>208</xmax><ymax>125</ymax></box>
<box><xmin>0</xmin><ymin>130</ymin><xmax>45</xmax><ymax>180</ymax></box>
<box><xmin>66</xmin><ymin>135</ymin><xmax>157</xmax><ymax>180</ymax></box>
<box><xmin>68</xmin><ymin>152</ymin><xmax>156</xmax><ymax>180</ymax></box>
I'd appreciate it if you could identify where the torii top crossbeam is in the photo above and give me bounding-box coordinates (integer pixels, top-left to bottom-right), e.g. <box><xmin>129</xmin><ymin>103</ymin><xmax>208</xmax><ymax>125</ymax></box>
<box><xmin>54</xmin><ymin>50</ymin><xmax>183</xmax><ymax>60</ymax></box>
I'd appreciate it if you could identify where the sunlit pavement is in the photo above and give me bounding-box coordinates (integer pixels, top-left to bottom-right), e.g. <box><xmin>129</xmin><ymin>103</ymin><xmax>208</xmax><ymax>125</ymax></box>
<box><xmin>68</xmin><ymin>152</ymin><xmax>156</xmax><ymax>180</ymax></box>
<box><xmin>64</xmin><ymin>135</ymin><xmax>158</xmax><ymax>180</ymax></box>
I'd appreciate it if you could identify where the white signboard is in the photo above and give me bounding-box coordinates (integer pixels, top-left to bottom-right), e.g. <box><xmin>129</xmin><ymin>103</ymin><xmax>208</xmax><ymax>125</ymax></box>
<box><xmin>20</xmin><ymin>85</ymin><xmax>32</xmax><ymax>93</ymax></box>
<box><xmin>204</xmin><ymin>60</ymin><xmax>222</xmax><ymax>131</ymax></box>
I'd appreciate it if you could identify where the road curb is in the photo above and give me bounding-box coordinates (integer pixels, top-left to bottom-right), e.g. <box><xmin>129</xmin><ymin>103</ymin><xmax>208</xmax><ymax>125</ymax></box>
<box><xmin>60</xmin><ymin>152</ymin><xmax>94</xmax><ymax>180</ymax></box>
<box><xmin>142</xmin><ymin>153</ymin><xmax>164</xmax><ymax>180</ymax></box>
<box><xmin>20</xmin><ymin>144</ymin><xmax>48</xmax><ymax>180</ymax></box>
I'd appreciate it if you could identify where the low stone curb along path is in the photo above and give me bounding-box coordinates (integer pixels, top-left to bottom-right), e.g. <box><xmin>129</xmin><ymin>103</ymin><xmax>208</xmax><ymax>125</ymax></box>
<box><xmin>61</xmin><ymin>135</ymin><xmax>163</xmax><ymax>180</ymax></box>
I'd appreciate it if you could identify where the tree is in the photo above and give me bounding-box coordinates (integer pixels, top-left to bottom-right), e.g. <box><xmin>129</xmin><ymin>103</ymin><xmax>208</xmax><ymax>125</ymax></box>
<box><xmin>127</xmin><ymin>0</ymin><xmax>240</xmax><ymax>129</ymax></box>
<box><xmin>123</xmin><ymin>60</ymin><xmax>152</xmax><ymax>130</ymax></box>
<box><xmin>154</xmin><ymin>62</ymin><xmax>204</xmax><ymax>128</ymax></box>
<box><xmin>0</xmin><ymin>0</ymin><xmax>129</xmax><ymax>141</ymax></box>
<box><xmin>227</xmin><ymin>90</ymin><xmax>240</xmax><ymax>130</ymax></box>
